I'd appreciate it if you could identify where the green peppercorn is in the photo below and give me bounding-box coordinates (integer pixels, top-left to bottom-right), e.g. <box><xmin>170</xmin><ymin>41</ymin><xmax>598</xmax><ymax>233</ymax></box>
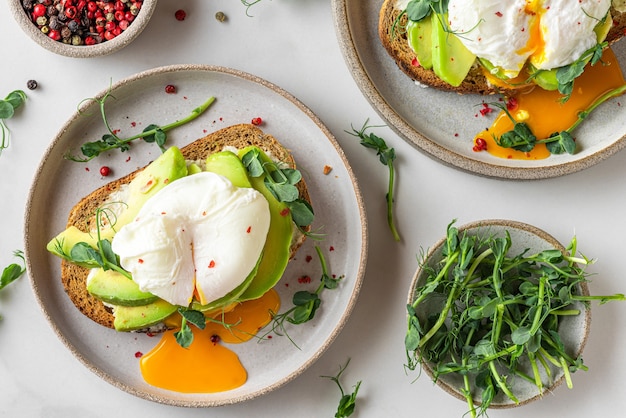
<box><xmin>215</xmin><ymin>11</ymin><xmax>227</xmax><ymax>22</ymax></box>
<box><xmin>35</xmin><ymin>15</ymin><xmax>47</xmax><ymax>26</ymax></box>
<box><xmin>40</xmin><ymin>25</ymin><xmax>49</xmax><ymax>34</ymax></box>
<box><xmin>71</xmin><ymin>34</ymin><xmax>82</xmax><ymax>45</ymax></box>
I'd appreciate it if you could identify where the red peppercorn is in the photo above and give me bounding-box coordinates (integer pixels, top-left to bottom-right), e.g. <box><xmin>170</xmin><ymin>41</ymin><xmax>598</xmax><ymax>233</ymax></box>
<box><xmin>105</xmin><ymin>20</ymin><xmax>116</xmax><ymax>31</ymax></box>
<box><xmin>118</xmin><ymin>19</ymin><xmax>129</xmax><ymax>30</ymax></box>
<box><xmin>104</xmin><ymin>30</ymin><xmax>115</xmax><ymax>40</ymax></box>
<box><xmin>210</xmin><ymin>335</ymin><xmax>220</xmax><ymax>344</ymax></box>
<box><xmin>175</xmin><ymin>9</ymin><xmax>186</xmax><ymax>21</ymax></box>
<box><xmin>32</xmin><ymin>3</ymin><xmax>47</xmax><ymax>18</ymax></box>
<box><xmin>48</xmin><ymin>29</ymin><xmax>61</xmax><ymax>40</ymax></box>
<box><xmin>84</xmin><ymin>36</ymin><xmax>96</xmax><ymax>45</ymax></box>
<box><xmin>87</xmin><ymin>1</ymin><xmax>98</xmax><ymax>12</ymax></box>
<box><xmin>473</xmin><ymin>138</ymin><xmax>488</xmax><ymax>152</ymax></box>
<box><xmin>165</xmin><ymin>84</ymin><xmax>176</xmax><ymax>94</ymax></box>
<box><xmin>114</xmin><ymin>1</ymin><xmax>125</xmax><ymax>11</ymax></box>
<box><xmin>251</xmin><ymin>117</ymin><xmax>263</xmax><ymax>126</ymax></box>
<box><xmin>100</xmin><ymin>166</ymin><xmax>111</xmax><ymax>176</ymax></box>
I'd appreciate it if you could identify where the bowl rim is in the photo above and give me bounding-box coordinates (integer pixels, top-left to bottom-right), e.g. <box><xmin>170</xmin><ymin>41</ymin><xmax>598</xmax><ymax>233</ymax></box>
<box><xmin>407</xmin><ymin>219</ymin><xmax>592</xmax><ymax>409</ymax></box>
<box><xmin>8</xmin><ymin>0</ymin><xmax>158</xmax><ymax>58</ymax></box>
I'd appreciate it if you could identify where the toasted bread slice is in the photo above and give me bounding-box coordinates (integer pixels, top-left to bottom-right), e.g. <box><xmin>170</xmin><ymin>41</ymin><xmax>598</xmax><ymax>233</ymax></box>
<box><xmin>60</xmin><ymin>124</ymin><xmax>310</xmax><ymax>329</ymax></box>
<box><xmin>378</xmin><ymin>0</ymin><xmax>626</xmax><ymax>95</ymax></box>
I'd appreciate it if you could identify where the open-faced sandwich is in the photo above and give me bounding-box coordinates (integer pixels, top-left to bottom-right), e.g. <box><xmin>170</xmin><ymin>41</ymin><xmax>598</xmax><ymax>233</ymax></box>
<box><xmin>380</xmin><ymin>0</ymin><xmax>626</xmax><ymax>95</ymax></box>
<box><xmin>47</xmin><ymin>123</ymin><xmax>311</xmax><ymax>335</ymax></box>
<box><xmin>379</xmin><ymin>0</ymin><xmax>626</xmax><ymax>159</ymax></box>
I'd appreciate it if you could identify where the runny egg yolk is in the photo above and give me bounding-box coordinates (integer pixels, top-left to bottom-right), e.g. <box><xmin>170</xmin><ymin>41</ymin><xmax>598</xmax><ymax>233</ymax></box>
<box><xmin>521</xmin><ymin>1</ymin><xmax>546</xmax><ymax>67</ymax></box>
<box><xmin>139</xmin><ymin>289</ymin><xmax>280</xmax><ymax>393</ymax></box>
<box><xmin>474</xmin><ymin>48</ymin><xmax>626</xmax><ymax>160</ymax></box>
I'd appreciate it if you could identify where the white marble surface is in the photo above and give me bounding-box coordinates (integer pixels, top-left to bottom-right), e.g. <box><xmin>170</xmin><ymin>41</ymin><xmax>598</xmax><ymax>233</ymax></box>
<box><xmin>2</xmin><ymin>1</ymin><xmax>626</xmax><ymax>417</ymax></box>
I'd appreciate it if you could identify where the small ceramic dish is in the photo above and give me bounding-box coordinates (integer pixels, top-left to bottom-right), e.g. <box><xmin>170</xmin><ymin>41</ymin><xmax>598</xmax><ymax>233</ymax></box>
<box><xmin>8</xmin><ymin>0</ymin><xmax>157</xmax><ymax>58</ymax></box>
<box><xmin>407</xmin><ymin>219</ymin><xmax>591</xmax><ymax>412</ymax></box>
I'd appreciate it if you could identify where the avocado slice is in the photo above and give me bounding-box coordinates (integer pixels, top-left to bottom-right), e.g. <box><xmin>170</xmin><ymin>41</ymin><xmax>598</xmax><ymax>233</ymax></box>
<box><xmin>86</xmin><ymin>268</ymin><xmax>158</xmax><ymax>306</ymax></box>
<box><xmin>205</xmin><ymin>151</ymin><xmax>253</xmax><ymax>188</ymax></box>
<box><xmin>431</xmin><ymin>12</ymin><xmax>476</xmax><ymax>87</ymax></box>
<box><xmin>113</xmin><ymin>299</ymin><xmax>178</xmax><ymax>331</ymax></box>
<box><xmin>47</xmin><ymin>146</ymin><xmax>188</xmax><ymax>260</ymax></box>
<box><xmin>407</xmin><ymin>17</ymin><xmax>433</xmax><ymax>70</ymax></box>
<box><xmin>237</xmin><ymin>146</ymin><xmax>294</xmax><ymax>301</ymax></box>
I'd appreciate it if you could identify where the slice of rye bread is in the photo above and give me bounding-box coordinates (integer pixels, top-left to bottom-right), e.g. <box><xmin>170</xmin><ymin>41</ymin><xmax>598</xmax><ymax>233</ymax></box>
<box><xmin>378</xmin><ymin>0</ymin><xmax>626</xmax><ymax>95</ymax></box>
<box><xmin>60</xmin><ymin>123</ymin><xmax>311</xmax><ymax>329</ymax></box>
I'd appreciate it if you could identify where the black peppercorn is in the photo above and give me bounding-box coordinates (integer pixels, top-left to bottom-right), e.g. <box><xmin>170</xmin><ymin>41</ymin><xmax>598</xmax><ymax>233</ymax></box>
<box><xmin>26</xmin><ymin>80</ymin><xmax>38</xmax><ymax>90</ymax></box>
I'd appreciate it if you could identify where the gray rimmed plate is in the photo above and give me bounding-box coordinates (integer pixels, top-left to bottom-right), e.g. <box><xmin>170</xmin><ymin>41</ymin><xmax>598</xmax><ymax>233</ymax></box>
<box><xmin>408</xmin><ymin>219</ymin><xmax>590</xmax><ymax>410</ymax></box>
<box><xmin>332</xmin><ymin>0</ymin><xmax>626</xmax><ymax>180</ymax></box>
<box><xmin>23</xmin><ymin>65</ymin><xmax>367</xmax><ymax>407</ymax></box>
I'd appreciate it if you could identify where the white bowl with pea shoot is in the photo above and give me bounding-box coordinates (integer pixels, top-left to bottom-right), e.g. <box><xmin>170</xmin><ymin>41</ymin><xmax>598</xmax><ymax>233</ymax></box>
<box><xmin>9</xmin><ymin>0</ymin><xmax>157</xmax><ymax>58</ymax></box>
<box><xmin>406</xmin><ymin>219</ymin><xmax>625</xmax><ymax>417</ymax></box>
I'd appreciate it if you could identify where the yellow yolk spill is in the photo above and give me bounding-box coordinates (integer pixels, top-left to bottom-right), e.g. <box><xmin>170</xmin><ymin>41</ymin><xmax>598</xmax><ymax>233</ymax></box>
<box><xmin>139</xmin><ymin>289</ymin><xmax>280</xmax><ymax>393</ymax></box>
<box><xmin>475</xmin><ymin>48</ymin><xmax>626</xmax><ymax>160</ymax></box>
<box><xmin>519</xmin><ymin>1</ymin><xmax>545</xmax><ymax>63</ymax></box>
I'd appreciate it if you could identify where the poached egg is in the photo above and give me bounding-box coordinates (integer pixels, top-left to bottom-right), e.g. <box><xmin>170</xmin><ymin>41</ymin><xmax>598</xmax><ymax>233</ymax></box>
<box><xmin>111</xmin><ymin>171</ymin><xmax>271</xmax><ymax>307</ymax></box>
<box><xmin>447</xmin><ymin>0</ymin><xmax>612</xmax><ymax>78</ymax></box>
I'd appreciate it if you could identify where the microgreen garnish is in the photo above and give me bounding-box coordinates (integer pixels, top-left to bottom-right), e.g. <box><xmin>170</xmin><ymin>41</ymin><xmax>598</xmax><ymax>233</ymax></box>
<box><xmin>490</xmin><ymin>79</ymin><xmax>626</xmax><ymax>155</ymax></box>
<box><xmin>174</xmin><ymin>307</ymin><xmax>206</xmax><ymax>348</ymax></box>
<box><xmin>405</xmin><ymin>0</ymin><xmax>448</xmax><ymax>22</ymax></box>
<box><xmin>241</xmin><ymin>147</ymin><xmax>315</xmax><ymax>230</ymax></box>
<box><xmin>264</xmin><ymin>246</ymin><xmax>342</xmax><ymax>347</ymax></box>
<box><xmin>405</xmin><ymin>220</ymin><xmax>625</xmax><ymax>417</ymax></box>
<box><xmin>347</xmin><ymin>120</ymin><xmax>401</xmax><ymax>242</ymax></box>
<box><xmin>555</xmin><ymin>42</ymin><xmax>607</xmax><ymax>102</ymax></box>
<box><xmin>0</xmin><ymin>250</ymin><xmax>26</xmax><ymax>320</ymax></box>
<box><xmin>321</xmin><ymin>358</ymin><xmax>362</xmax><ymax>418</ymax></box>
<box><xmin>53</xmin><ymin>207</ymin><xmax>130</xmax><ymax>278</ymax></box>
<box><xmin>0</xmin><ymin>90</ymin><xmax>27</xmax><ymax>156</ymax></box>
<box><xmin>65</xmin><ymin>94</ymin><xmax>216</xmax><ymax>162</ymax></box>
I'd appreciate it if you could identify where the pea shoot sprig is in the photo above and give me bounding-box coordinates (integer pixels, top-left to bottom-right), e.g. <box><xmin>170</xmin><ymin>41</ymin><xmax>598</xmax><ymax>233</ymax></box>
<box><xmin>491</xmin><ymin>80</ymin><xmax>626</xmax><ymax>155</ymax></box>
<box><xmin>53</xmin><ymin>207</ymin><xmax>130</xmax><ymax>278</ymax></box>
<box><xmin>406</xmin><ymin>220</ymin><xmax>625</xmax><ymax>417</ymax></box>
<box><xmin>241</xmin><ymin>147</ymin><xmax>315</xmax><ymax>233</ymax></box>
<box><xmin>321</xmin><ymin>358</ymin><xmax>362</xmax><ymax>418</ymax></box>
<box><xmin>0</xmin><ymin>90</ymin><xmax>27</xmax><ymax>156</ymax></box>
<box><xmin>1</xmin><ymin>250</ymin><xmax>27</xmax><ymax>320</ymax></box>
<box><xmin>347</xmin><ymin>120</ymin><xmax>401</xmax><ymax>242</ymax></box>
<box><xmin>263</xmin><ymin>246</ymin><xmax>342</xmax><ymax>347</ymax></box>
<box><xmin>65</xmin><ymin>92</ymin><xmax>216</xmax><ymax>162</ymax></box>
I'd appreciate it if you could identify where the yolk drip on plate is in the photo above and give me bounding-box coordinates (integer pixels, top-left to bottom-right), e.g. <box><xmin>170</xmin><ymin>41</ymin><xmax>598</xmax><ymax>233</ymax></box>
<box><xmin>474</xmin><ymin>48</ymin><xmax>626</xmax><ymax>160</ymax></box>
<box><xmin>139</xmin><ymin>289</ymin><xmax>280</xmax><ymax>393</ymax></box>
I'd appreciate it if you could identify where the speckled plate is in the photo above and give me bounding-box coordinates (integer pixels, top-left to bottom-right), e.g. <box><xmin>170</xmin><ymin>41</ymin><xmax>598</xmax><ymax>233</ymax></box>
<box><xmin>24</xmin><ymin>65</ymin><xmax>367</xmax><ymax>407</ymax></box>
<box><xmin>332</xmin><ymin>0</ymin><xmax>626</xmax><ymax>180</ymax></box>
<box><xmin>408</xmin><ymin>219</ymin><xmax>591</xmax><ymax>409</ymax></box>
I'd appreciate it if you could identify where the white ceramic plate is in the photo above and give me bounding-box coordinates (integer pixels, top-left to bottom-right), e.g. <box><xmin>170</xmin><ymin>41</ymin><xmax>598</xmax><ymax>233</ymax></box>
<box><xmin>24</xmin><ymin>65</ymin><xmax>367</xmax><ymax>407</ymax></box>
<box><xmin>408</xmin><ymin>220</ymin><xmax>590</xmax><ymax>409</ymax></box>
<box><xmin>332</xmin><ymin>0</ymin><xmax>626</xmax><ymax>180</ymax></box>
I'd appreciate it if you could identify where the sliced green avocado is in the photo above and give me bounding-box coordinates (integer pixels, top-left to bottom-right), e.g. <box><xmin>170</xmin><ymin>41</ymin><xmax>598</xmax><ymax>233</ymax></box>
<box><xmin>431</xmin><ymin>12</ymin><xmax>476</xmax><ymax>87</ymax></box>
<box><xmin>205</xmin><ymin>151</ymin><xmax>253</xmax><ymax>188</ymax></box>
<box><xmin>46</xmin><ymin>227</ymin><xmax>99</xmax><ymax>268</ymax></box>
<box><xmin>407</xmin><ymin>17</ymin><xmax>433</xmax><ymax>70</ymax></box>
<box><xmin>47</xmin><ymin>146</ymin><xmax>188</xmax><ymax>260</ymax></box>
<box><xmin>86</xmin><ymin>268</ymin><xmax>158</xmax><ymax>306</ymax></box>
<box><xmin>237</xmin><ymin>146</ymin><xmax>294</xmax><ymax>301</ymax></box>
<box><xmin>113</xmin><ymin>299</ymin><xmax>177</xmax><ymax>331</ymax></box>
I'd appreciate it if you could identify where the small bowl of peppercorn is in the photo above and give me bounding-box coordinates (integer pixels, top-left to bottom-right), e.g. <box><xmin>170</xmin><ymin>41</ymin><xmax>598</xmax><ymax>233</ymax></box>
<box><xmin>9</xmin><ymin>0</ymin><xmax>157</xmax><ymax>58</ymax></box>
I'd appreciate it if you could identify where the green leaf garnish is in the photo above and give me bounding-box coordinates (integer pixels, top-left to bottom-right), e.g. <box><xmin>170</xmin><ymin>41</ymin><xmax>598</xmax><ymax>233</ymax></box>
<box><xmin>0</xmin><ymin>250</ymin><xmax>26</xmax><ymax>320</ymax></box>
<box><xmin>65</xmin><ymin>91</ymin><xmax>216</xmax><ymax>162</ymax></box>
<box><xmin>263</xmin><ymin>246</ymin><xmax>342</xmax><ymax>347</ymax></box>
<box><xmin>347</xmin><ymin>119</ymin><xmax>400</xmax><ymax>242</ymax></box>
<box><xmin>0</xmin><ymin>90</ymin><xmax>27</xmax><ymax>156</ymax></box>
<box><xmin>321</xmin><ymin>358</ymin><xmax>362</xmax><ymax>418</ymax></box>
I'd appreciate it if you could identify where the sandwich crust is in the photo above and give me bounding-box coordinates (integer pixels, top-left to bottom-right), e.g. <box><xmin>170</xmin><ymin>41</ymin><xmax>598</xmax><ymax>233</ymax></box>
<box><xmin>378</xmin><ymin>0</ymin><xmax>626</xmax><ymax>95</ymax></box>
<box><xmin>60</xmin><ymin>123</ymin><xmax>311</xmax><ymax>329</ymax></box>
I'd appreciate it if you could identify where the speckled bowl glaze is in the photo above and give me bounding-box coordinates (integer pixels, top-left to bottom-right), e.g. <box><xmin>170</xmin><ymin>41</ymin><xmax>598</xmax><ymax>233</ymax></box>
<box><xmin>9</xmin><ymin>0</ymin><xmax>157</xmax><ymax>58</ymax></box>
<box><xmin>407</xmin><ymin>219</ymin><xmax>591</xmax><ymax>410</ymax></box>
